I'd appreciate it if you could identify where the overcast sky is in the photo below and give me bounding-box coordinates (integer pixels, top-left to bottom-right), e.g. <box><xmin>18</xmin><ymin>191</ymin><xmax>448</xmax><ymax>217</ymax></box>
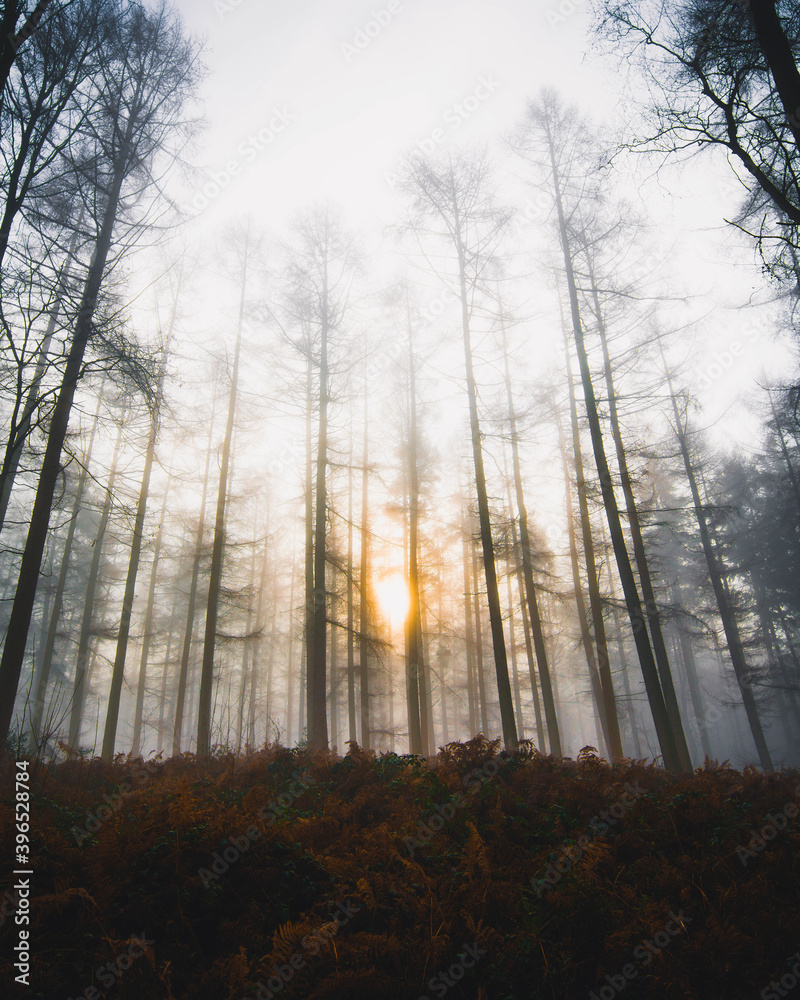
<box><xmin>171</xmin><ymin>0</ymin><xmax>619</xmax><ymax>226</ymax></box>
<box><xmin>160</xmin><ymin>0</ymin><xmax>796</xmax><ymax>454</ymax></box>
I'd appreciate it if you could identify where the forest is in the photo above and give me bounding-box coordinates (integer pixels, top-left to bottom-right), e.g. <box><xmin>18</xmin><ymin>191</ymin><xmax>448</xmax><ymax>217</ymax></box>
<box><xmin>1</xmin><ymin>0</ymin><xmax>800</xmax><ymax>998</ymax></box>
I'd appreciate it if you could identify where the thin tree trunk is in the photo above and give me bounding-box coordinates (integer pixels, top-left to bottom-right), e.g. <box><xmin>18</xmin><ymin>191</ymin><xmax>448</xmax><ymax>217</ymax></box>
<box><xmin>249</xmin><ymin>535</ymin><xmax>269</xmax><ymax>748</ymax></box>
<box><xmin>131</xmin><ymin>456</ymin><xmax>172</xmax><ymax>756</ymax></box>
<box><xmin>665</xmin><ymin>373</ymin><xmax>774</xmax><ymax>771</ymax></box>
<box><xmin>172</xmin><ymin>395</ymin><xmax>216</xmax><ymax>756</ymax></box>
<box><xmin>405</xmin><ymin>296</ymin><xmax>425</xmax><ymax>755</ymax></box>
<box><xmin>157</xmin><ymin>627</ymin><xmax>172</xmax><ymax>756</ymax></box>
<box><xmin>462</xmin><ymin>515</ymin><xmax>478</xmax><ymax>737</ymax></box>
<box><xmin>330</xmin><ymin>587</ymin><xmax>339</xmax><ymax>749</ymax></box>
<box><xmin>420</xmin><ymin>595</ymin><xmax>435</xmax><ymax>752</ymax></box>
<box><xmin>0</xmin><ymin>0</ymin><xmax>54</xmax><ymax>119</ymax></box>
<box><xmin>589</xmin><ymin>265</ymin><xmax>691</xmax><ymax>769</ymax></box>
<box><xmin>302</xmin><ymin>351</ymin><xmax>313</xmax><ymax>744</ymax></box>
<box><xmin>670</xmin><ymin>581</ymin><xmax>711</xmax><ymax>761</ymax></box>
<box><xmin>470</xmin><ymin>531</ymin><xmax>490</xmax><ymax>735</ymax></box>
<box><xmin>31</xmin><ymin>387</ymin><xmax>102</xmax><ymax>736</ymax></box>
<box><xmin>196</xmin><ymin>253</ymin><xmax>246</xmax><ymax>757</ymax></box>
<box><xmin>358</xmin><ymin>383</ymin><xmax>371</xmax><ymax>750</ymax></box>
<box><xmin>101</xmin><ymin>369</ymin><xmax>165</xmax><ymax>761</ymax></box>
<box><xmin>0</xmin><ymin>127</ymin><xmax>133</xmax><ymax>747</ymax></box>
<box><xmin>0</xmin><ymin>222</ymin><xmax>83</xmax><ymax>533</ymax></box>
<box><xmin>564</xmin><ymin>336</ymin><xmax>623</xmax><ymax>760</ymax></box>
<box><xmin>308</xmin><ymin>256</ymin><xmax>331</xmax><ymax>749</ymax></box>
<box><xmin>69</xmin><ymin>419</ymin><xmax>124</xmax><ymax>748</ymax></box>
<box><xmin>346</xmin><ymin>452</ymin><xmax>356</xmax><ymax>745</ymax></box>
<box><xmin>514</xmin><ymin>548</ymin><xmax>545</xmax><ymax>749</ymax></box>
<box><xmin>286</xmin><ymin>530</ymin><xmax>296</xmax><ymax>747</ymax></box>
<box><xmin>236</xmin><ymin>508</ymin><xmax>258</xmax><ymax>750</ymax></box>
<box><xmin>505</xmin><ymin>558</ymin><xmax>525</xmax><ymax>739</ymax></box>
<box><xmin>455</xmin><ymin>220</ymin><xmax>516</xmax><ymax>746</ymax></box>
<box><xmin>547</xmin><ymin>131</ymin><xmax>683</xmax><ymax>771</ymax></box>
<box><xmin>502</xmin><ymin>321</ymin><xmax>560</xmax><ymax>754</ymax></box>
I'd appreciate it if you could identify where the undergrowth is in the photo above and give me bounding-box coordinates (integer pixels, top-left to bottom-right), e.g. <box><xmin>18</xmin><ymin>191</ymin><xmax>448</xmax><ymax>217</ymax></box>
<box><xmin>1</xmin><ymin>737</ymin><xmax>798</xmax><ymax>999</ymax></box>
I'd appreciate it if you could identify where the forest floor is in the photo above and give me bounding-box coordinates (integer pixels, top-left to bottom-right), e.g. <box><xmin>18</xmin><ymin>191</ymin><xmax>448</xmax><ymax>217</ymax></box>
<box><xmin>1</xmin><ymin>736</ymin><xmax>799</xmax><ymax>1000</ymax></box>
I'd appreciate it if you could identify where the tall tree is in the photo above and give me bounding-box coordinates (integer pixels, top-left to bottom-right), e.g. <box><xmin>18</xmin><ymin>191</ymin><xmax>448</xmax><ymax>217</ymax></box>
<box><xmin>499</xmin><ymin>313</ymin><xmax>561</xmax><ymax>754</ymax></box>
<box><xmin>196</xmin><ymin>229</ymin><xmax>252</xmax><ymax>757</ymax></box>
<box><xmin>283</xmin><ymin>205</ymin><xmax>359</xmax><ymax>750</ymax></box>
<box><xmin>594</xmin><ymin>0</ymin><xmax>800</xmax><ymax>279</ymax></box>
<box><xmin>101</xmin><ymin>343</ymin><xmax>169</xmax><ymax>761</ymax></box>
<box><xmin>664</xmin><ymin>367</ymin><xmax>775</xmax><ymax>770</ymax></box>
<box><xmin>514</xmin><ymin>91</ymin><xmax>687</xmax><ymax>770</ymax></box>
<box><xmin>0</xmin><ymin>0</ymin><xmax>200</xmax><ymax>748</ymax></box>
<box><xmin>401</xmin><ymin>150</ymin><xmax>518</xmax><ymax>748</ymax></box>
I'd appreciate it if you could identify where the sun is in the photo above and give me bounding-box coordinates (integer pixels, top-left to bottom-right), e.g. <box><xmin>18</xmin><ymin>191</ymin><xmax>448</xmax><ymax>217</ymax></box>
<box><xmin>374</xmin><ymin>572</ymin><xmax>411</xmax><ymax>630</ymax></box>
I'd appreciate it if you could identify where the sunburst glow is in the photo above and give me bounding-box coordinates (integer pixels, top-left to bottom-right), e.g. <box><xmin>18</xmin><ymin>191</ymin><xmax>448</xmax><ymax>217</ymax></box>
<box><xmin>374</xmin><ymin>573</ymin><xmax>411</xmax><ymax>630</ymax></box>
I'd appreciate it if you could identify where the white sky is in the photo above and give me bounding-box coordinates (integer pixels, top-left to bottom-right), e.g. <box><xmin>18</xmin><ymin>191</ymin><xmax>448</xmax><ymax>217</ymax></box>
<box><xmin>161</xmin><ymin>0</ymin><xmax>795</xmax><ymax>454</ymax></box>
<box><xmin>173</xmin><ymin>0</ymin><xmax>619</xmax><ymax>228</ymax></box>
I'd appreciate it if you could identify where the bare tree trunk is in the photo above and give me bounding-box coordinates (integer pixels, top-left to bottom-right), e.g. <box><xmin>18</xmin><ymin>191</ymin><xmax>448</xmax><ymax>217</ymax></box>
<box><xmin>0</xmin><ymin>222</ymin><xmax>83</xmax><ymax>533</ymax></box>
<box><xmin>358</xmin><ymin>382</ymin><xmax>371</xmax><ymax>750</ymax></box>
<box><xmin>131</xmin><ymin>457</ymin><xmax>172</xmax><ymax>756</ymax></box>
<box><xmin>505</xmin><ymin>558</ymin><xmax>525</xmax><ymax>739</ymax></box>
<box><xmin>461</xmin><ymin>515</ymin><xmax>478</xmax><ymax>737</ymax></box>
<box><xmin>286</xmin><ymin>530</ymin><xmax>297</xmax><ymax>747</ymax></box>
<box><xmin>547</xmin><ymin>132</ymin><xmax>683</xmax><ymax>771</ymax></box>
<box><xmin>68</xmin><ymin>419</ymin><xmax>124</xmax><ymax>748</ymax></box>
<box><xmin>196</xmin><ymin>252</ymin><xmax>246</xmax><ymax>757</ymax></box>
<box><xmin>514</xmin><ymin>547</ymin><xmax>545</xmax><ymax>749</ymax></box>
<box><xmin>502</xmin><ymin>321</ymin><xmax>560</xmax><ymax>754</ymax></box>
<box><xmin>236</xmin><ymin>508</ymin><xmax>258</xmax><ymax>750</ymax></box>
<box><xmin>455</xmin><ymin>224</ymin><xmax>516</xmax><ymax>746</ymax></box>
<box><xmin>405</xmin><ymin>298</ymin><xmax>425</xmax><ymax>755</ymax></box>
<box><xmin>102</xmin><ymin>368</ymin><xmax>165</xmax><ymax>761</ymax></box>
<box><xmin>564</xmin><ymin>337</ymin><xmax>623</xmax><ymax>760</ymax></box>
<box><xmin>665</xmin><ymin>374</ymin><xmax>774</xmax><ymax>771</ymax></box>
<box><xmin>308</xmin><ymin>258</ymin><xmax>330</xmax><ymax>750</ymax></box>
<box><xmin>249</xmin><ymin>535</ymin><xmax>269</xmax><ymax>748</ymax></box>
<box><xmin>589</xmin><ymin>265</ymin><xmax>691</xmax><ymax>769</ymax></box>
<box><xmin>470</xmin><ymin>532</ymin><xmax>490</xmax><ymax>735</ymax></box>
<box><xmin>172</xmin><ymin>394</ymin><xmax>216</xmax><ymax>756</ymax></box>
<box><xmin>768</xmin><ymin>392</ymin><xmax>800</xmax><ymax>512</ymax></box>
<box><xmin>669</xmin><ymin>581</ymin><xmax>711</xmax><ymax>761</ymax></box>
<box><xmin>747</xmin><ymin>0</ymin><xmax>800</xmax><ymax>158</ymax></box>
<box><xmin>555</xmin><ymin>403</ymin><xmax>611</xmax><ymax>755</ymax></box>
<box><xmin>346</xmin><ymin>451</ymin><xmax>356</xmax><ymax>745</ymax></box>
<box><xmin>421</xmin><ymin>597</ymin><xmax>435</xmax><ymax>754</ymax></box>
<box><xmin>0</xmin><ymin>125</ymin><xmax>133</xmax><ymax>747</ymax></box>
<box><xmin>31</xmin><ymin>387</ymin><xmax>102</xmax><ymax>736</ymax></box>
<box><xmin>330</xmin><ymin>587</ymin><xmax>339</xmax><ymax>750</ymax></box>
<box><xmin>302</xmin><ymin>353</ymin><xmax>313</xmax><ymax>744</ymax></box>
<box><xmin>0</xmin><ymin>0</ymin><xmax>54</xmax><ymax>117</ymax></box>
